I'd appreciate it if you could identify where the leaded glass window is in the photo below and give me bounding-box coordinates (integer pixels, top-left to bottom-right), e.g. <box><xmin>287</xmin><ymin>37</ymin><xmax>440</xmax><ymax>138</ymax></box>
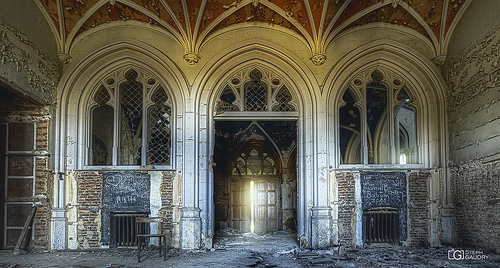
<box><xmin>147</xmin><ymin>87</ymin><xmax>171</xmax><ymax>165</ymax></box>
<box><xmin>272</xmin><ymin>86</ymin><xmax>295</xmax><ymax>111</ymax></box>
<box><xmin>215</xmin><ymin>67</ymin><xmax>296</xmax><ymax>113</ymax></box>
<box><xmin>245</xmin><ymin>69</ymin><xmax>267</xmax><ymax>111</ymax></box>
<box><xmin>88</xmin><ymin>67</ymin><xmax>172</xmax><ymax>167</ymax></box>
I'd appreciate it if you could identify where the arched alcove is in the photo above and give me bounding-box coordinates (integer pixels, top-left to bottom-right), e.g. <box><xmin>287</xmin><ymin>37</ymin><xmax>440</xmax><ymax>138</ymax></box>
<box><xmin>53</xmin><ymin>41</ymin><xmax>189</xmax><ymax>249</ymax></box>
<box><xmin>325</xmin><ymin>40</ymin><xmax>448</xmax><ymax>247</ymax></box>
<box><xmin>191</xmin><ymin>41</ymin><xmax>331</xmax><ymax>249</ymax></box>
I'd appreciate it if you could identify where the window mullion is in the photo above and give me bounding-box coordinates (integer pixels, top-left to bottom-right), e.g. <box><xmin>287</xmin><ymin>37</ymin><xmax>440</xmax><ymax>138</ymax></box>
<box><xmin>388</xmin><ymin>83</ymin><xmax>396</xmax><ymax>164</ymax></box>
<box><xmin>361</xmin><ymin>85</ymin><xmax>369</xmax><ymax>165</ymax></box>
<box><xmin>113</xmin><ymin>85</ymin><xmax>119</xmax><ymax>166</ymax></box>
<box><xmin>141</xmin><ymin>85</ymin><xmax>148</xmax><ymax>166</ymax></box>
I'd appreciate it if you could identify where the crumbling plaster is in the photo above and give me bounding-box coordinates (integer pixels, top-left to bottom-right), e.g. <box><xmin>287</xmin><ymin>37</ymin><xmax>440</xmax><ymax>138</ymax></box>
<box><xmin>444</xmin><ymin>0</ymin><xmax>500</xmax><ymax>252</ymax></box>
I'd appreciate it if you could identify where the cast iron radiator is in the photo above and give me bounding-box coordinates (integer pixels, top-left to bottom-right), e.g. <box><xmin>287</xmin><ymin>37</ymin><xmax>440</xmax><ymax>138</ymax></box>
<box><xmin>363</xmin><ymin>209</ymin><xmax>398</xmax><ymax>244</ymax></box>
<box><xmin>111</xmin><ymin>212</ymin><xmax>148</xmax><ymax>247</ymax></box>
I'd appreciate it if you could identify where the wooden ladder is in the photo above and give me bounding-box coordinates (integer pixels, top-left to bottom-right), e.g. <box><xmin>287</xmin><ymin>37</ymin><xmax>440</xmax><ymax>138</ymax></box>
<box><xmin>14</xmin><ymin>206</ymin><xmax>37</xmax><ymax>254</ymax></box>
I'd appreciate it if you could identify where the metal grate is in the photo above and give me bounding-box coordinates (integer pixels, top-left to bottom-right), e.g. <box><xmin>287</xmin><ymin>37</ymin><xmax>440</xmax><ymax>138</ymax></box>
<box><xmin>112</xmin><ymin>212</ymin><xmax>148</xmax><ymax>247</ymax></box>
<box><xmin>363</xmin><ymin>209</ymin><xmax>398</xmax><ymax>244</ymax></box>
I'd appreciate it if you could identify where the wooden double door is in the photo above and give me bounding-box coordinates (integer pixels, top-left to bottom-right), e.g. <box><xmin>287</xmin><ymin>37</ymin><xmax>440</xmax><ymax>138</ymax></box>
<box><xmin>229</xmin><ymin>177</ymin><xmax>279</xmax><ymax>234</ymax></box>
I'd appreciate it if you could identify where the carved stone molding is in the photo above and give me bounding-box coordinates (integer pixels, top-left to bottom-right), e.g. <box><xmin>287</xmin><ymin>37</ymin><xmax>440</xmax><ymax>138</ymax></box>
<box><xmin>184</xmin><ymin>53</ymin><xmax>200</xmax><ymax>65</ymax></box>
<box><xmin>58</xmin><ymin>52</ymin><xmax>72</xmax><ymax>64</ymax></box>
<box><xmin>433</xmin><ymin>54</ymin><xmax>446</xmax><ymax>66</ymax></box>
<box><xmin>311</xmin><ymin>53</ymin><xmax>326</xmax><ymax>66</ymax></box>
<box><xmin>0</xmin><ymin>17</ymin><xmax>59</xmax><ymax>104</ymax></box>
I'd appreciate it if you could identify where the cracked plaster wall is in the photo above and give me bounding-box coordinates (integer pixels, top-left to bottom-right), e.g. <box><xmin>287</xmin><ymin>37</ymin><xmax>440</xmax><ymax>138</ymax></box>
<box><xmin>444</xmin><ymin>0</ymin><xmax>500</xmax><ymax>253</ymax></box>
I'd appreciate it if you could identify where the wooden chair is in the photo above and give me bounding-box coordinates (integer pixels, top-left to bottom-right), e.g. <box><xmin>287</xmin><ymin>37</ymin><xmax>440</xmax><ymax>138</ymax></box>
<box><xmin>136</xmin><ymin>217</ymin><xmax>167</xmax><ymax>262</ymax></box>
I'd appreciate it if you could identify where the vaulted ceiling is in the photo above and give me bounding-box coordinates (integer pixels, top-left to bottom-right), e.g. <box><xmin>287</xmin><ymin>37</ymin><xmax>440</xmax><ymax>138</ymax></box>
<box><xmin>36</xmin><ymin>0</ymin><xmax>471</xmax><ymax>65</ymax></box>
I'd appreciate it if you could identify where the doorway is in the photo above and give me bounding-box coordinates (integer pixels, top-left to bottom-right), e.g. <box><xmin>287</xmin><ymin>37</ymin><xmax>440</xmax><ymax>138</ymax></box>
<box><xmin>213</xmin><ymin>121</ymin><xmax>297</xmax><ymax>236</ymax></box>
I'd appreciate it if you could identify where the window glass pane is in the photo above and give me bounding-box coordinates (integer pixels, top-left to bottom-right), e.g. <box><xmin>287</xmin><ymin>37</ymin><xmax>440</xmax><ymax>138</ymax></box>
<box><xmin>119</xmin><ymin>70</ymin><xmax>143</xmax><ymax>165</ymax></box>
<box><xmin>395</xmin><ymin>88</ymin><xmax>416</xmax><ymax>164</ymax></box>
<box><xmin>147</xmin><ymin>87</ymin><xmax>171</xmax><ymax>165</ymax></box>
<box><xmin>90</xmin><ymin>86</ymin><xmax>113</xmax><ymax>165</ymax></box>
<box><xmin>245</xmin><ymin>69</ymin><xmax>267</xmax><ymax>111</ymax></box>
<box><xmin>272</xmin><ymin>86</ymin><xmax>295</xmax><ymax>111</ymax></box>
<box><xmin>366</xmin><ymin>82</ymin><xmax>389</xmax><ymax>164</ymax></box>
<box><xmin>339</xmin><ymin>88</ymin><xmax>361</xmax><ymax>164</ymax></box>
<box><xmin>217</xmin><ymin>85</ymin><xmax>239</xmax><ymax>113</ymax></box>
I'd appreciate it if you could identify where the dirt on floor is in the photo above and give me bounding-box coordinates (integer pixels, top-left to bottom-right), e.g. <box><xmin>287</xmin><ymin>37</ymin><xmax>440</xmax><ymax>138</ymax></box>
<box><xmin>0</xmin><ymin>231</ymin><xmax>498</xmax><ymax>268</ymax></box>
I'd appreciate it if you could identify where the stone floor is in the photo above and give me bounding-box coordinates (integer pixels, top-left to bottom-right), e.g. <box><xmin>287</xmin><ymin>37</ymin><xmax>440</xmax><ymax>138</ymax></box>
<box><xmin>0</xmin><ymin>232</ymin><xmax>498</xmax><ymax>267</ymax></box>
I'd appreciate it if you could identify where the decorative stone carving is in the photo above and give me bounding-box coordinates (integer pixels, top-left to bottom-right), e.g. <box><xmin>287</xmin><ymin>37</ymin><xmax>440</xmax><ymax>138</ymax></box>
<box><xmin>389</xmin><ymin>0</ymin><xmax>404</xmax><ymax>8</ymax></box>
<box><xmin>184</xmin><ymin>52</ymin><xmax>200</xmax><ymax>65</ymax></box>
<box><xmin>0</xmin><ymin>17</ymin><xmax>59</xmax><ymax>104</ymax></box>
<box><xmin>433</xmin><ymin>54</ymin><xmax>446</xmax><ymax>66</ymax></box>
<box><xmin>311</xmin><ymin>53</ymin><xmax>326</xmax><ymax>66</ymax></box>
<box><xmin>58</xmin><ymin>52</ymin><xmax>72</xmax><ymax>64</ymax></box>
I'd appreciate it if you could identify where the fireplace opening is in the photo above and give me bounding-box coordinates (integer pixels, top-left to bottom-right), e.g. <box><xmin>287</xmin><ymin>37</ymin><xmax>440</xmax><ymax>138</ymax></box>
<box><xmin>111</xmin><ymin>211</ymin><xmax>148</xmax><ymax>247</ymax></box>
<box><xmin>363</xmin><ymin>208</ymin><xmax>399</xmax><ymax>245</ymax></box>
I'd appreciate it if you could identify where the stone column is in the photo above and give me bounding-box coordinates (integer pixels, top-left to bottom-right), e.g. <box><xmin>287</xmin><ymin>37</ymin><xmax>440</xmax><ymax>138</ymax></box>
<box><xmin>179</xmin><ymin>101</ymin><xmax>202</xmax><ymax>249</ymax></box>
<box><xmin>179</xmin><ymin>207</ymin><xmax>202</xmax><ymax>249</ymax></box>
<box><xmin>310</xmin><ymin>107</ymin><xmax>334</xmax><ymax>249</ymax></box>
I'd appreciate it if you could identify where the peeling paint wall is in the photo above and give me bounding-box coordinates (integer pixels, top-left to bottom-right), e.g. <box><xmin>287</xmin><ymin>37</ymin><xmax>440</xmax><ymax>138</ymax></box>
<box><xmin>444</xmin><ymin>0</ymin><xmax>500</xmax><ymax>253</ymax></box>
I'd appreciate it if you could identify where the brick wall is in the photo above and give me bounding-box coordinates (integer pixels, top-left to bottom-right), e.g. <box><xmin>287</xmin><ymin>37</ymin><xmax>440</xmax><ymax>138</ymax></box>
<box><xmin>408</xmin><ymin>171</ymin><xmax>430</xmax><ymax>246</ymax></box>
<box><xmin>33</xmin><ymin>118</ymin><xmax>51</xmax><ymax>251</ymax></box>
<box><xmin>75</xmin><ymin>171</ymin><xmax>177</xmax><ymax>249</ymax></box>
<box><xmin>451</xmin><ymin>161</ymin><xmax>500</xmax><ymax>252</ymax></box>
<box><xmin>160</xmin><ymin>172</ymin><xmax>176</xmax><ymax>246</ymax></box>
<box><xmin>76</xmin><ymin>171</ymin><xmax>103</xmax><ymax>248</ymax></box>
<box><xmin>336</xmin><ymin>171</ymin><xmax>431</xmax><ymax>247</ymax></box>
<box><xmin>336</xmin><ymin>172</ymin><xmax>355</xmax><ymax>246</ymax></box>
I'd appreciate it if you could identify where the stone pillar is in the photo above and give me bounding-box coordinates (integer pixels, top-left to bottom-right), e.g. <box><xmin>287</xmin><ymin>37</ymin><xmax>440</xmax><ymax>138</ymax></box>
<box><xmin>309</xmin><ymin>106</ymin><xmax>334</xmax><ymax>249</ymax></box>
<box><xmin>179</xmin><ymin>101</ymin><xmax>203</xmax><ymax>249</ymax></box>
<box><xmin>51</xmin><ymin>172</ymin><xmax>66</xmax><ymax>249</ymax></box>
<box><xmin>179</xmin><ymin>207</ymin><xmax>202</xmax><ymax>249</ymax></box>
<box><xmin>311</xmin><ymin>207</ymin><xmax>333</xmax><ymax>248</ymax></box>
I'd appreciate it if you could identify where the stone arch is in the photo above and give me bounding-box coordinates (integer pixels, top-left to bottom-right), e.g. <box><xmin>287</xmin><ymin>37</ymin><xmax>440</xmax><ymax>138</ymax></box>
<box><xmin>56</xmin><ymin>40</ymin><xmax>188</xmax><ymax>170</ymax></box>
<box><xmin>189</xmin><ymin>40</ymin><xmax>324</xmax><ymax>249</ymax></box>
<box><xmin>324</xmin><ymin>40</ymin><xmax>448</xmax><ymax>247</ymax></box>
<box><xmin>325</xmin><ymin>40</ymin><xmax>447</xmax><ymax>169</ymax></box>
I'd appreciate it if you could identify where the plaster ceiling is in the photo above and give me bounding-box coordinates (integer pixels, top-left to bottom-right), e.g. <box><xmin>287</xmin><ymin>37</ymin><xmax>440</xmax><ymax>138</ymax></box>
<box><xmin>36</xmin><ymin>0</ymin><xmax>471</xmax><ymax>65</ymax></box>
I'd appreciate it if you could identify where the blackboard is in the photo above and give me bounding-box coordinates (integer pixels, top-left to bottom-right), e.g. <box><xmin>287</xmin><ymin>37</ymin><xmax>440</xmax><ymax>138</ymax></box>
<box><xmin>101</xmin><ymin>172</ymin><xmax>151</xmax><ymax>245</ymax></box>
<box><xmin>361</xmin><ymin>172</ymin><xmax>407</xmax><ymax>241</ymax></box>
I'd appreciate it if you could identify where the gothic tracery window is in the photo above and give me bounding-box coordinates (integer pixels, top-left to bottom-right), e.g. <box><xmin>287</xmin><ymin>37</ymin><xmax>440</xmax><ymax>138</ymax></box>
<box><xmin>216</xmin><ymin>67</ymin><xmax>296</xmax><ymax>113</ymax></box>
<box><xmin>232</xmin><ymin>149</ymin><xmax>277</xmax><ymax>175</ymax></box>
<box><xmin>89</xmin><ymin>67</ymin><xmax>172</xmax><ymax>166</ymax></box>
<box><xmin>339</xmin><ymin>70</ymin><xmax>417</xmax><ymax>165</ymax></box>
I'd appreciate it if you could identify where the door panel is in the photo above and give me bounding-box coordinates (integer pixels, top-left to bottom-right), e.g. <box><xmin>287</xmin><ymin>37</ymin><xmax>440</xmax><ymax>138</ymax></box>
<box><xmin>229</xmin><ymin>179</ymin><xmax>251</xmax><ymax>232</ymax></box>
<box><xmin>254</xmin><ymin>179</ymin><xmax>278</xmax><ymax>234</ymax></box>
<box><xmin>230</xmin><ymin>178</ymin><xmax>279</xmax><ymax>234</ymax></box>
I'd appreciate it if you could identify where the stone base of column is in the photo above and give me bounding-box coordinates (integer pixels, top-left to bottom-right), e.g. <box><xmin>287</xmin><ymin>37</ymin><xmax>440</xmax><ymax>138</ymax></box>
<box><xmin>51</xmin><ymin>208</ymin><xmax>67</xmax><ymax>250</ymax></box>
<box><xmin>180</xmin><ymin>207</ymin><xmax>202</xmax><ymax>249</ymax></box>
<box><xmin>441</xmin><ymin>206</ymin><xmax>454</xmax><ymax>245</ymax></box>
<box><xmin>311</xmin><ymin>206</ymin><xmax>334</xmax><ymax>249</ymax></box>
